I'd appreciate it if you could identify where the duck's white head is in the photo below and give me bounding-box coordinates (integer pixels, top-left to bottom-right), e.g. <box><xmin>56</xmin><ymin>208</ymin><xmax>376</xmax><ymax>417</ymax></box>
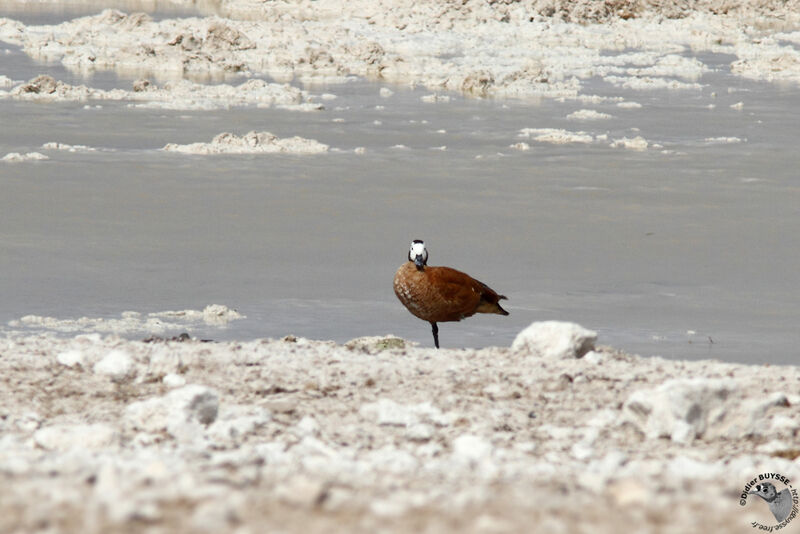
<box><xmin>408</xmin><ymin>240</ymin><xmax>428</xmax><ymax>270</ymax></box>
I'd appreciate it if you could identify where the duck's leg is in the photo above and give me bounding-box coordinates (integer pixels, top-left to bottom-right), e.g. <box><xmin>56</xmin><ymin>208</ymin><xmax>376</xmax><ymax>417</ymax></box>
<box><xmin>430</xmin><ymin>322</ymin><xmax>439</xmax><ymax>349</ymax></box>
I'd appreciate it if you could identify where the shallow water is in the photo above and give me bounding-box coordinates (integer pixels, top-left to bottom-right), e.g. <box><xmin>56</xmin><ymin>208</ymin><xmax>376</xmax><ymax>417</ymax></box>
<box><xmin>1</xmin><ymin>9</ymin><xmax>799</xmax><ymax>363</ymax></box>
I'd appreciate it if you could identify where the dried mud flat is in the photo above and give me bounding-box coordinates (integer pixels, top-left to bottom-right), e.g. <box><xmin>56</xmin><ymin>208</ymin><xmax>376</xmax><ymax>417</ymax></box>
<box><xmin>1</xmin><ymin>323</ymin><xmax>799</xmax><ymax>534</ymax></box>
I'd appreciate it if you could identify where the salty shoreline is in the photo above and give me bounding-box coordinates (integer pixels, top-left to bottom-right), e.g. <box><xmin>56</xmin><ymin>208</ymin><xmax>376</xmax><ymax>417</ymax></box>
<box><xmin>1</xmin><ymin>324</ymin><xmax>798</xmax><ymax>533</ymax></box>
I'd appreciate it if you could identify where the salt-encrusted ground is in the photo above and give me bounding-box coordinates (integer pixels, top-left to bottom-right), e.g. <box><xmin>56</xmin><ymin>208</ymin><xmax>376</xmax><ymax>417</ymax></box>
<box><xmin>2</xmin><ymin>0</ymin><xmax>800</xmax><ymax>105</ymax></box>
<box><xmin>1</xmin><ymin>322</ymin><xmax>798</xmax><ymax>533</ymax></box>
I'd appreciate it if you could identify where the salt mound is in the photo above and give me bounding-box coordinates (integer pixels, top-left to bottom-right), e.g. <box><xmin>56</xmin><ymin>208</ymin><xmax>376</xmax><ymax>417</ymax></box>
<box><xmin>2</xmin><ymin>152</ymin><xmax>48</xmax><ymax>162</ymax></box>
<box><xmin>703</xmin><ymin>136</ymin><xmax>743</xmax><ymax>144</ymax></box>
<box><xmin>34</xmin><ymin>423</ymin><xmax>118</xmax><ymax>451</ymax></box>
<box><xmin>567</xmin><ymin>109</ymin><xmax>613</xmax><ymax>120</ymax></box>
<box><xmin>151</xmin><ymin>304</ymin><xmax>245</xmax><ymax>325</ymax></box>
<box><xmin>8</xmin><ymin>304</ymin><xmax>245</xmax><ymax>334</ymax></box>
<box><xmin>511</xmin><ymin>321</ymin><xmax>597</xmax><ymax>358</ymax></box>
<box><xmin>162</xmin><ymin>131</ymin><xmax>329</xmax><ymax>155</ymax></box>
<box><xmin>0</xmin><ymin>75</ymin><xmax>21</xmax><ymax>88</ymax></box>
<box><xmin>518</xmin><ymin>128</ymin><xmax>594</xmax><ymax>144</ymax></box>
<box><xmin>42</xmin><ymin>142</ymin><xmax>97</xmax><ymax>152</ymax></box>
<box><xmin>127</xmin><ymin>78</ymin><xmax>319</xmax><ymax>111</ymax></box>
<box><xmin>93</xmin><ymin>349</ymin><xmax>135</xmax><ymax>382</ymax></box>
<box><xmin>2</xmin><ymin>75</ymin><xmax>320</xmax><ymax>111</ymax></box>
<box><xmin>125</xmin><ymin>384</ymin><xmax>220</xmax><ymax>440</ymax></box>
<box><xmin>344</xmin><ymin>335</ymin><xmax>407</xmax><ymax>354</ymax></box>
<box><xmin>623</xmin><ymin>379</ymin><xmax>736</xmax><ymax>443</ymax></box>
<box><xmin>8</xmin><ymin>74</ymin><xmax>93</xmax><ymax>100</ymax></box>
<box><xmin>621</xmin><ymin>380</ymin><xmax>793</xmax><ymax>443</ymax></box>
<box><xmin>610</xmin><ymin>136</ymin><xmax>648</xmax><ymax>150</ymax></box>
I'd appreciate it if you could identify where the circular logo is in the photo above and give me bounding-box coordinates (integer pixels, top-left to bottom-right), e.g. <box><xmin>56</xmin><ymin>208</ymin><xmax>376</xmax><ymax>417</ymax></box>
<box><xmin>740</xmin><ymin>473</ymin><xmax>798</xmax><ymax>530</ymax></box>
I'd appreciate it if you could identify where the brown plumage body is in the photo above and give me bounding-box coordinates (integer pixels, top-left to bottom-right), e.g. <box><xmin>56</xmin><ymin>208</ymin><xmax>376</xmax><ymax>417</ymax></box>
<box><xmin>393</xmin><ymin>241</ymin><xmax>508</xmax><ymax>348</ymax></box>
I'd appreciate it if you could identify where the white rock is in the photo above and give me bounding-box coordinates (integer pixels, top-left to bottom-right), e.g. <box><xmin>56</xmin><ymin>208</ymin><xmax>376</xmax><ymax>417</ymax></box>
<box><xmin>610</xmin><ymin>136</ymin><xmax>649</xmax><ymax>150</ymax></box>
<box><xmin>571</xmin><ymin>442</ymin><xmax>594</xmax><ymax>460</ymax></box>
<box><xmin>42</xmin><ymin>142</ymin><xmax>97</xmax><ymax>152</ymax></box>
<box><xmin>201</xmin><ymin>304</ymin><xmax>245</xmax><ymax>325</ymax></box>
<box><xmin>208</xmin><ymin>406</ymin><xmax>270</xmax><ymax>443</ymax></box>
<box><xmin>295</xmin><ymin>416</ymin><xmax>320</xmax><ymax>437</ymax></box>
<box><xmin>366</xmin><ymin>446</ymin><xmax>419</xmax><ymax>474</ymax></box>
<box><xmin>12</xmin><ymin>411</ymin><xmax>42</xmax><ymax>432</ymax></box>
<box><xmin>360</xmin><ymin>398</ymin><xmax>449</xmax><ymax>427</ymax></box>
<box><xmin>275</xmin><ymin>475</ymin><xmax>326</xmax><ymax>506</ymax></box>
<box><xmin>125</xmin><ymin>384</ymin><xmax>219</xmax><ymax>439</ymax></box>
<box><xmin>0</xmin><ymin>75</ymin><xmax>20</xmax><ymax>88</ymax></box>
<box><xmin>770</xmin><ymin>415</ymin><xmax>799</xmax><ymax>434</ymax></box>
<box><xmin>379</xmin><ymin>87</ymin><xmax>394</xmax><ymax>98</ymax></box>
<box><xmin>582</xmin><ymin>351</ymin><xmax>606</xmax><ymax>364</ymax></box>
<box><xmin>518</xmin><ymin>128</ymin><xmax>593</xmax><ymax>144</ymax></box>
<box><xmin>566</xmin><ymin>109</ymin><xmax>612</xmax><ymax>120</ymax></box>
<box><xmin>756</xmin><ymin>439</ymin><xmax>796</xmax><ymax>454</ymax></box>
<box><xmin>539</xmin><ymin>424</ymin><xmax>574</xmax><ymax>441</ymax></box>
<box><xmin>421</xmin><ymin>93</ymin><xmax>450</xmax><ymax>103</ymax></box>
<box><xmin>294</xmin><ymin>436</ymin><xmax>340</xmax><ymax>460</ymax></box>
<box><xmin>2</xmin><ymin>151</ymin><xmax>49</xmax><ymax>162</ymax></box>
<box><xmin>361</xmin><ymin>398</ymin><xmax>415</xmax><ymax>426</ymax></box>
<box><xmin>93</xmin><ymin>349</ymin><xmax>134</xmax><ymax>381</ymax></box>
<box><xmin>406</xmin><ymin>423</ymin><xmax>434</xmax><ymax>442</ymax></box>
<box><xmin>75</xmin><ymin>333</ymin><xmax>103</xmax><ymax>343</ymax></box>
<box><xmin>93</xmin><ymin>460</ymin><xmax>134</xmax><ymax>522</ymax></box>
<box><xmin>666</xmin><ymin>456</ymin><xmax>723</xmax><ymax>481</ymax></box>
<box><xmin>191</xmin><ymin>498</ymin><xmax>242</xmax><ymax>532</ymax></box>
<box><xmin>587</xmin><ymin>450</ymin><xmax>628</xmax><ymax>479</ymax></box>
<box><xmin>255</xmin><ymin>441</ymin><xmax>289</xmax><ymax>464</ymax></box>
<box><xmin>621</xmin><ymin>379</ymin><xmax>737</xmax><ymax>443</ymax></box>
<box><xmin>514</xmin><ymin>441</ymin><xmax>537</xmax><ymax>454</ymax></box>
<box><xmin>704</xmin><ymin>136</ymin><xmax>743</xmax><ymax>144</ymax></box>
<box><xmin>16</xmin><ymin>306</ymin><xmax>245</xmax><ymax>335</ymax></box>
<box><xmin>608</xmin><ymin>478</ymin><xmax>650</xmax><ymax>507</ymax></box>
<box><xmin>163</xmin><ymin>373</ymin><xmax>186</xmax><ymax>388</ymax></box>
<box><xmin>452</xmin><ymin>434</ymin><xmax>493</xmax><ymax>464</ymax></box>
<box><xmin>163</xmin><ymin>131</ymin><xmax>329</xmax><ymax>155</ymax></box>
<box><xmin>369</xmin><ymin>494</ymin><xmax>417</xmax><ymax>517</ymax></box>
<box><xmin>56</xmin><ymin>349</ymin><xmax>85</xmax><ymax>367</ymax></box>
<box><xmin>34</xmin><ymin>423</ymin><xmax>117</xmax><ymax>451</ymax></box>
<box><xmin>511</xmin><ymin>321</ymin><xmax>597</xmax><ymax>358</ymax></box>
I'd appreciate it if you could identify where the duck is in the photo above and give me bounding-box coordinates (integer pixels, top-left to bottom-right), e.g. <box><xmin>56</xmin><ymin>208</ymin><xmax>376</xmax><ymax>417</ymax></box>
<box><xmin>749</xmin><ymin>482</ymin><xmax>793</xmax><ymax>523</ymax></box>
<box><xmin>393</xmin><ymin>240</ymin><xmax>509</xmax><ymax>348</ymax></box>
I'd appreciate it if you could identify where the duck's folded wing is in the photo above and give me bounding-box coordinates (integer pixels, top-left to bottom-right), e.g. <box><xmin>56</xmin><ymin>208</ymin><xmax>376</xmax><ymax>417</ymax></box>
<box><xmin>427</xmin><ymin>267</ymin><xmax>483</xmax><ymax>316</ymax></box>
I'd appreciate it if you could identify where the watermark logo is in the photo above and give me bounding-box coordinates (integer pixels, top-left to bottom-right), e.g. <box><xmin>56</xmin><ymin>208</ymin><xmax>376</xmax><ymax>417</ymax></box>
<box><xmin>740</xmin><ymin>473</ymin><xmax>798</xmax><ymax>531</ymax></box>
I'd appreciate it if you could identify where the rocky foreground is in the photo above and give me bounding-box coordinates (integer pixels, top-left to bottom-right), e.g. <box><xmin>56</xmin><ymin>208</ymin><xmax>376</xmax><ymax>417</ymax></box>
<box><xmin>0</xmin><ymin>322</ymin><xmax>798</xmax><ymax>533</ymax></box>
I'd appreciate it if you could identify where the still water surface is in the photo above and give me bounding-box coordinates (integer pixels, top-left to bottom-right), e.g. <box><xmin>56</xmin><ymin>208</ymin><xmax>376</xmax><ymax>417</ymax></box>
<box><xmin>1</xmin><ymin>6</ymin><xmax>799</xmax><ymax>363</ymax></box>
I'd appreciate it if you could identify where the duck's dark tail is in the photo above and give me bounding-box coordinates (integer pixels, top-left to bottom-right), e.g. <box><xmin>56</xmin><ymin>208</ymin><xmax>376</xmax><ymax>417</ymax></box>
<box><xmin>477</xmin><ymin>294</ymin><xmax>509</xmax><ymax>315</ymax></box>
